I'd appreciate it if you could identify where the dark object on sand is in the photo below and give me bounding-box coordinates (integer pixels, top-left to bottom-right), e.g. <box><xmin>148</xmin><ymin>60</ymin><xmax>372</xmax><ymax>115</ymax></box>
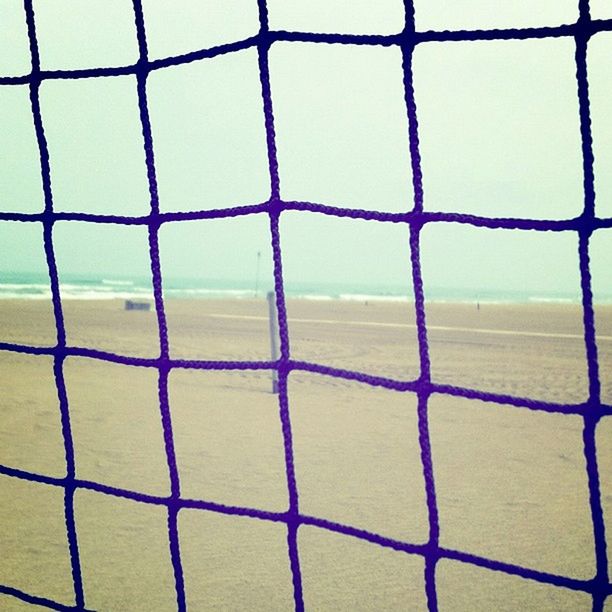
<box><xmin>124</xmin><ymin>300</ymin><xmax>151</xmax><ymax>311</ymax></box>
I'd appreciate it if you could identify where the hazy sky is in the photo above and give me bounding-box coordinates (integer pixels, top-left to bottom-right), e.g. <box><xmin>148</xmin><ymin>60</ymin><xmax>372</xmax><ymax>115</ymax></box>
<box><xmin>0</xmin><ymin>0</ymin><xmax>611</xmax><ymax>299</ymax></box>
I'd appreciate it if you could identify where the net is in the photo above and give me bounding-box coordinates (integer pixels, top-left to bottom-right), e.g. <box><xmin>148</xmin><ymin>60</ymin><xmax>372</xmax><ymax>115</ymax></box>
<box><xmin>0</xmin><ymin>0</ymin><xmax>611</xmax><ymax>610</ymax></box>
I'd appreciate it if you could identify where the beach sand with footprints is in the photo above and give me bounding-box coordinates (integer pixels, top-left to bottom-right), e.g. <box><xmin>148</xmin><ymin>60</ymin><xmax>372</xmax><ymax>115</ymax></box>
<box><xmin>0</xmin><ymin>298</ymin><xmax>611</xmax><ymax>610</ymax></box>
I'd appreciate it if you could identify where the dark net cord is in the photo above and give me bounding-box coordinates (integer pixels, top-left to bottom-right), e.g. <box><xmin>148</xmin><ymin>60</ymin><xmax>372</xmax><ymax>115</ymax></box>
<box><xmin>0</xmin><ymin>0</ymin><xmax>611</xmax><ymax>610</ymax></box>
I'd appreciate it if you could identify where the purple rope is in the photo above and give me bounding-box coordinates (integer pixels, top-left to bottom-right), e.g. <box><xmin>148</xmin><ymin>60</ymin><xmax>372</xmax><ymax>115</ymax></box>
<box><xmin>3</xmin><ymin>19</ymin><xmax>612</xmax><ymax>88</ymax></box>
<box><xmin>0</xmin><ymin>0</ymin><xmax>609</xmax><ymax>610</ymax></box>
<box><xmin>257</xmin><ymin>1</ymin><xmax>304</xmax><ymax>608</ymax></box>
<box><xmin>130</xmin><ymin>1</ymin><xmax>186</xmax><ymax>609</ymax></box>
<box><xmin>401</xmin><ymin>2</ymin><xmax>440</xmax><ymax>607</ymax></box>
<box><xmin>574</xmin><ymin>4</ymin><xmax>609</xmax><ymax>611</ymax></box>
<box><xmin>0</xmin><ymin>583</ymin><xmax>93</xmax><ymax>612</ymax></box>
<box><xmin>2</xmin><ymin>458</ymin><xmax>610</xmax><ymax>603</ymax></box>
<box><xmin>6</xmin><ymin>202</ymin><xmax>612</xmax><ymax>230</ymax></box>
<box><xmin>4</xmin><ymin>338</ymin><xmax>608</xmax><ymax>417</ymax></box>
<box><xmin>22</xmin><ymin>1</ymin><xmax>85</xmax><ymax>608</ymax></box>
<box><xmin>3</xmin><ymin>17</ymin><xmax>612</xmax><ymax>90</ymax></box>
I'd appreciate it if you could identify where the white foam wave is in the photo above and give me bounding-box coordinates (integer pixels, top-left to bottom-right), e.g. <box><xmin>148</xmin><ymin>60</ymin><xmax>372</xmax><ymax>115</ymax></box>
<box><xmin>527</xmin><ymin>296</ymin><xmax>577</xmax><ymax>304</ymax></box>
<box><xmin>338</xmin><ymin>293</ymin><xmax>412</xmax><ymax>303</ymax></box>
<box><xmin>165</xmin><ymin>288</ymin><xmax>256</xmax><ymax>298</ymax></box>
<box><xmin>59</xmin><ymin>289</ymin><xmax>154</xmax><ymax>301</ymax></box>
<box><xmin>0</xmin><ymin>283</ymin><xmax>50</xmax><ymax>291</ymax></box>
<box><xmin>101</xmin><ymin>279</ymin><xmax>134</xmax><ymax>286</ymax></box>
<box><xmin>0</xmin><ymin>291</ymin><xmax>52</xmax><ymax>300</ymax></box>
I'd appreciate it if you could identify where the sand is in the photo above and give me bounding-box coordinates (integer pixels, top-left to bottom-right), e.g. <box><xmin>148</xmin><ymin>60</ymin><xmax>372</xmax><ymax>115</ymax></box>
<box><xmin>0</xmin><ymin>298</ymin><xmax>611</xmax><ymax>611</ymax></box>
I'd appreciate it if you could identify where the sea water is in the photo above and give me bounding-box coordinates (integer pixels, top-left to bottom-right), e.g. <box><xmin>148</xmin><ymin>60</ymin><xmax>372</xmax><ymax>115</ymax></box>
<box><xmin>0</xmin><ymin>270</ymin><xmax>606</xmax><ymax>303</ymax></box>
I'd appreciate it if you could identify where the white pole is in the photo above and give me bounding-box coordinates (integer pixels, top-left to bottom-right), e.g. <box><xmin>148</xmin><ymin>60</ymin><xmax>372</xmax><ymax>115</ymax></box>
<box><xmin>267</xmin><ymin>290</ymin><xmax>279</xmax><ymax>394</ymax></box>
<box><xmin>254</xmin><ymin>251</ymin><xmax>261</xmax><ymax>297</ymax></box>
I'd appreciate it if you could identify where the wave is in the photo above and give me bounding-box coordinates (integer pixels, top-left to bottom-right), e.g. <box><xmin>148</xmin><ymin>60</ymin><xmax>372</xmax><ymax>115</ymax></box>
<box><xmin>101</xmin><ymin>279</ymin><xmax>134</xmax><ymax>286</ymax></box>
<box><xmin>0</xmin><ymin>278</ymin><xmax>609</xmax><ymax>304</ymax></box>
<box><xmin>337</xmin><ymin>293</ymin><xmax>411</xmax><ymax>303</ymax></box>
<box><xmin>59</xmin><ymin>290</ymin><xmax>154</xmax><ymax>301</ymax></box>
<box><xmin>0</xmin><ymin>283</ymin><xmax>51</xmax><ymax>291</ymax></box>
<box><xmin>164</xmin><ymin>288</ymin><xmax>256</xmax><ymax>298</ymax></box>
<box><xmin>527</xmin><ymin>296</ymin><xmax>578</xmax><ymax>304</ymax></box>
<box><xmin>0</xmin><ymin>291</ymin><xmax>53</xmax><ymax>300</ymax></box>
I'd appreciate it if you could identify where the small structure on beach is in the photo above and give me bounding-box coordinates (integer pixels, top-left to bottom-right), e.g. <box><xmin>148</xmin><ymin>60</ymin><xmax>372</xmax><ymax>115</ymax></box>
<box><xmin>124</xmin><ymin>299</ymin><xmax>151</xmax><ymax>311</ymax></box>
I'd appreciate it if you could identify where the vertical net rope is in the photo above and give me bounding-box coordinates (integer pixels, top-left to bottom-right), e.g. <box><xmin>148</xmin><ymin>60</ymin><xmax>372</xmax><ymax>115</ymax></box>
<box><xmin>0</xmin><ymin>0</ymin><xmax>611</xmax><ymax>610</ymax></box>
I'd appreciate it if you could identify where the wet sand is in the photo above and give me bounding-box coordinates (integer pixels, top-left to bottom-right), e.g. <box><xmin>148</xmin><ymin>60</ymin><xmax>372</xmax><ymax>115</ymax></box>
<box><xmin>0</xmin><ymin>298</ymin><xmax>611</xmax><ymax>611</ymax></box>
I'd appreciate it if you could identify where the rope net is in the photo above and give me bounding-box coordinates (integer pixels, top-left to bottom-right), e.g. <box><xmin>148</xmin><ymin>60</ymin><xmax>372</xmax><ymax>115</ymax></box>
<box><xmin>0</xmin><ymin>0</ymin><xmax>611</xmax><ymax>610</ymax></box>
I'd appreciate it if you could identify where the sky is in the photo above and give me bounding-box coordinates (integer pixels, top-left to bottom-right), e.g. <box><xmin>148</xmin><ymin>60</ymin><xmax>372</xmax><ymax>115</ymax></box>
<box><xmin>0</xmin><ymin>0</ymin><xmax>611</xmax><ymax>300</ymax></box>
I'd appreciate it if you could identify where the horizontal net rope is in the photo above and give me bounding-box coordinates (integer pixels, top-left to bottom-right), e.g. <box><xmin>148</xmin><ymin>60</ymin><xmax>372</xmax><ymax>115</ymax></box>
<box><xmin>0</xmin><ymin>0</ymin><xmax>610</xmax><ymax>610</ymax></box>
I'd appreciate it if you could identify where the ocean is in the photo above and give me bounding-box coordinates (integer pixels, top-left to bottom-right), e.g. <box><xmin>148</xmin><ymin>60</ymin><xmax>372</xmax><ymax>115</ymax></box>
<box><xmin>0</xmin><ymin>271</ymin><xmax>605</xmax><ymax>304</ymax></box>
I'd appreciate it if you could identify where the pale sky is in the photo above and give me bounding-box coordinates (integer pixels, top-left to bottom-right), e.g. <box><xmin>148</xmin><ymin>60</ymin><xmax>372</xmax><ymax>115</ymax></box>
<box><xmin>0</xmin><ymin>0</ymin><xmax>611</xmax><ymax>299</ymax></box>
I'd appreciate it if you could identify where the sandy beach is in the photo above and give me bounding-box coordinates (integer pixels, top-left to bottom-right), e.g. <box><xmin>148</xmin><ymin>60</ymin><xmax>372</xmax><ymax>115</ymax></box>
<box><xmin>0</xmin><ymin>298</ymin><xmax>611</xmax><ymax>611</ymax></box>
